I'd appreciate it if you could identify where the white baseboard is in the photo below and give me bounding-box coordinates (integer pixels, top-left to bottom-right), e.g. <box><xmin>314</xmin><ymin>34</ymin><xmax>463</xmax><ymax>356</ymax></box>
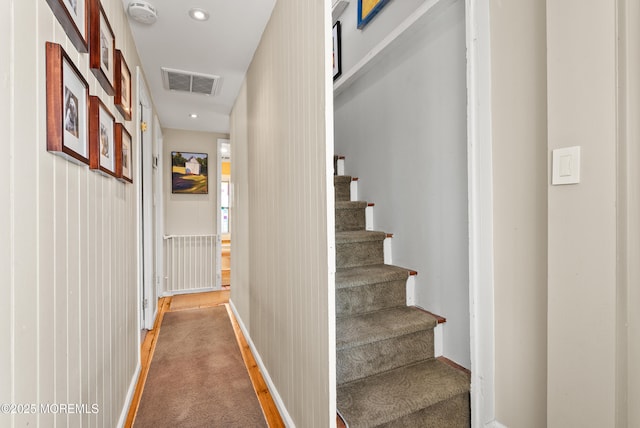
<box><xmin>117</xmin><ymin>362</ymin><xmax>141</xmax><ymax>428</ymax></box>
<box><xmin>162</xmin><ymin>286</ymin><xmax>215</xmax><ymax>297</ymax></box>
<box><xmin>487</xmin><ymin>420</ymin><xmax>508</xmax><ymax>428</ymax></box>
<box><xmin>229</xmin><ymin>299</ymin><xmax>295</xmax><ymax>427</ymax></box>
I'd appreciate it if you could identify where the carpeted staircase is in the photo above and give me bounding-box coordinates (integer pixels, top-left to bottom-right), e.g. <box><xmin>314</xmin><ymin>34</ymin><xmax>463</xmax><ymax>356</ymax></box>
<box><xmin>334</xmin><ymin>157</ymin><xmax>471</xmax><ymax>427</ymax></box>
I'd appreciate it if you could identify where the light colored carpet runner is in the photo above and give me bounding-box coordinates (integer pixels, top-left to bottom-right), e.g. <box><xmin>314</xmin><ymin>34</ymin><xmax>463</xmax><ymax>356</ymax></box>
<box><xmin>335</xmin><ymin>159</ymin><xmax>470</xmax><ymax>427</ymax></box>
<box><xmin>135</xmin><ymin>306</ymin><xmax>267</xmax><ymax>427</ymax></box>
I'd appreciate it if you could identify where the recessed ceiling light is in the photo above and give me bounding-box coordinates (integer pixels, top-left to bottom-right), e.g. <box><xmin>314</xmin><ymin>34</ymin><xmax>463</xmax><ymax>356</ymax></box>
<box><xmin>189</xmin><ymin>113</ymin><xmax>198</xmax><ymax>118</ymax></box>
<box><xmin>188</xmin><ymin>8</ymin><xmax>209</xmax><ymax>21</ymax></box>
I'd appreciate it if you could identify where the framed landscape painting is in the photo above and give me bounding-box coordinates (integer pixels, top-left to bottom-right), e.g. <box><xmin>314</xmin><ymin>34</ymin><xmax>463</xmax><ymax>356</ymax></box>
<box><xmin>171</xmin><ymin>152</ymin><xmax>208</xmax><ymax>194</ymax></box>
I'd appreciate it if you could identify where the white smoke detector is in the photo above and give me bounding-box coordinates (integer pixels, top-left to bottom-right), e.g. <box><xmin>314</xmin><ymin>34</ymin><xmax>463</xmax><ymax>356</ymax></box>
<box><xmin>128</xmin><ymin>1</ymin><xmax>158</xmax><ymax>25</ymax></box>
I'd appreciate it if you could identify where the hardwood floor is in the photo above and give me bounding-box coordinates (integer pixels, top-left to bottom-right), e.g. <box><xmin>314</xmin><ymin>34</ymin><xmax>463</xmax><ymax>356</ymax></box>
<box><xmin>125</xmin><ymin>291</ymin><xmax>284</xmax><ymax>427</ymax></box>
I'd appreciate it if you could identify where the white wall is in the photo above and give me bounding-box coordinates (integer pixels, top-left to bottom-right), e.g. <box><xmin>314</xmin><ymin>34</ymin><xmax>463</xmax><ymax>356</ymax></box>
<box><xmin>163</xmin><ymin>128</ymin><xmax>227</xmax><ymax>236</ymax></box>
<box><xmin>489</xmin><ymin>1</ymin><xmax>548</xmax><ymax>427</ymax></box>
<box><xmin>334</xmin><ymin>0</ymin><xmax>470</xmax><ymax>368</ymax></box>
<box><xmin>229</xmin><ymin>0</ymin><xmax>335</xmax><ymax>425</ymax></box>
<box><xmin>546</xmin><ymin>1</ymin><xmax>618</xmax><ymax>427</ymax></box>
<box><xmin>0</xmin><ymin>0</ymin><xmax>11</xmax><ymax>419</ymax></box>
<box><xmin>2</xmin><ymin>0</ymin><xmax>142</xmax><ymax>426</ymax></box>
<box><xmin>337</xmin><ymin>0</ymin><xmax>432</xmax><ymax>74</ymax></box>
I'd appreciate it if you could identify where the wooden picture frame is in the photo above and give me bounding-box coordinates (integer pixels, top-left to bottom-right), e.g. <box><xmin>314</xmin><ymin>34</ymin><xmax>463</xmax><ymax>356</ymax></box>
<box><xmin>89</xmin><ymin>96</ymin><xmax>117</xmax><ymax>177</ymax></box>
<box><xmin>89</xmin><ymin>0</ymin><xmax>115</xmax><ymax>95</ymax></box>
<box><xmin>114</xmin><ymin>50</ymin><xmax>132</xmax><ymax>120</ymax></box>
<box><xmin>46</xmin><ymin>42</ymin><xmax>90</xmax><ymax>165</ymax></box>
<box><xmin>333</xmin><ymin>21</ymin><xmax>342</xmax><ymax>81</ymax></box>
<box><xmin>115</xmin><ymin>123</ymin><xmax>133</xmax><ymax>183</ymax></box>
<box><xmin>45</xmin><ymin>0</ymin><xmax>89</xmax><ymax>53</ymax></box>
<box><xmin>357</xmin><ymin>0</ymin><xmax>391</xmax><ymax>29</ymax></box>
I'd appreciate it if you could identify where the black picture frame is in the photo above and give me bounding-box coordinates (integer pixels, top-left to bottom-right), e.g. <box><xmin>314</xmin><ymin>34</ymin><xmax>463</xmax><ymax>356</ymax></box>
<box><xmin>333</xmin><ymin>21</ymin><xmax>342</xmax><ymax>81</ymax></box>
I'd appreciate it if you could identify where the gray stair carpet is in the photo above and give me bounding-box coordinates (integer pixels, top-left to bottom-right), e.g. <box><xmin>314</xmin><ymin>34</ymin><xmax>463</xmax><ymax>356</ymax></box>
<box><xmin>334</xmin><ymin>170</ymin><xmax>470</xmax><ymax>427</ymax></box>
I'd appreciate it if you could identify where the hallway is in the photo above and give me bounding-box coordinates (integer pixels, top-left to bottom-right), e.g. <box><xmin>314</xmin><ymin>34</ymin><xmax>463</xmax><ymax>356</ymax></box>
<box><xmin>126</xmin><ymin>291</ymin><xmax>283</xmax><ymax>427</ymax></box>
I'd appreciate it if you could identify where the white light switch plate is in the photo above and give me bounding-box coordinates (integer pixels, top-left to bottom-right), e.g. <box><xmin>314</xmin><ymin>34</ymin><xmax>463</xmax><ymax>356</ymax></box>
<box><xmin>552</xmin><ymin>146</ymin><xmax>581</xmax><ymax>185</ymax></box>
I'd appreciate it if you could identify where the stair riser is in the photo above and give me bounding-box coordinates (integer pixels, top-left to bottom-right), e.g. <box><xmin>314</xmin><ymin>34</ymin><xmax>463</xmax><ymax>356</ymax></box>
<box><xmin>336</xmin><ymin>279</ymin><xmax>406</xmax><ymax>317</ymax></box>
<box><xmin>378</xmin><ymin>393</ymin><xmax>470</xmax><ymax>428</ymax></box>
<box><xmin>336</xmin><ymin>207</ymin><xmax>366</xmax><ymax>232</ymax></box>
<box><xmin>335</xmin><ymin>182</ymin><xmax>351</xmax><ymax>202</ymax></box>
<box><xmin>336</xmin><ymin>241</ymin><xmax>384</xmax><ymax>268</ymax></box>
<box><xmin>337</xmin><ymin>330</ymin><xmax>434</xmax><ymax>385</ymax></box>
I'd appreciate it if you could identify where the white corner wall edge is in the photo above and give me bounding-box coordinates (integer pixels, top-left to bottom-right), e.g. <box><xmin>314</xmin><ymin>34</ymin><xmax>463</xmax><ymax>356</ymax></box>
<box><xmin>116</xmin><ymin>363</ymin><xmax>142</xmax><ymax>428</ymax></box>
<box><xmin>229</xmin><ymin>299</ymin><xmax>296</xmax><ymax>427</ymax></box>
<box><xmin>333</xmin><ymin>0</ymin><xmax>457</xmax><ymax>96</ymax></box>
<box><xmin>465</xmin><ymin>0</ymin><xmax>496</xmax><ymax>427</ymax></box>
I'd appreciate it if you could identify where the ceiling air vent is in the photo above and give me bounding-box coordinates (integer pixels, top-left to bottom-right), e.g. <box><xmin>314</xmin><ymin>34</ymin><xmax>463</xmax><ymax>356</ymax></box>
<box><xmin>161</xmin><ymin>67</ymin><xmax>221</xmax><ymax>96</ymax></box>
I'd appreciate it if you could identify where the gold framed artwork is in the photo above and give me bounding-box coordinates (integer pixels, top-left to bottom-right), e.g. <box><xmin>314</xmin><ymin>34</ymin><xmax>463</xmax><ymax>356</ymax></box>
<box><xmin>45</xmin><ymin>42</ymin><xmax>90</xmax><ymax>165</ymax></box>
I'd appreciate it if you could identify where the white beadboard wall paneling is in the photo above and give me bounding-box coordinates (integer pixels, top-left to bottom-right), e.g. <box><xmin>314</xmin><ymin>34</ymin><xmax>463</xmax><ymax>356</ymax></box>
<box><xmin>229</xmin><ymin>81</ymin><xmax>251</xmax><ymax>328</ymax></box>
<box><xmin>232</xmin><ymin>0</ymin><xmax>333</xmax><ymax>425</ymax></box>
<box><xmin>1</xmin><ymin>0</ymin><xmax>12</xmax><ymax>420</ymax></box>
<box><xmin>4</xmin><ymin>1</ymin><xmax>143</xmax><ymax>427</ymax></box>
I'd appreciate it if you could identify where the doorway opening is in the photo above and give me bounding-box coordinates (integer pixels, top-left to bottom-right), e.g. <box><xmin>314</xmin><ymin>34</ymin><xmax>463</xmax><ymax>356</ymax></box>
<box><xmin>218</xmin><ymin>139</ymin><xmax>231</xmax><ymax>289</ymax></box>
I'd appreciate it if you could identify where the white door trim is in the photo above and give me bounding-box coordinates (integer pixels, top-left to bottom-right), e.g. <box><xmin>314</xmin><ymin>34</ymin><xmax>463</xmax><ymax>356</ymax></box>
<box><xmin>136</xmin><ymin>67</ymin><xmax>155</xmax><ymax>330</ymax></box>
<box><xmin>215</xmin><ymin>138</ymin><xmax>230</xmax><ymax>290</ymax></box>
<box><xmin>466</xmin><ymin>1</ymin><xmax>496</xmax><ymax>427</ymax></box>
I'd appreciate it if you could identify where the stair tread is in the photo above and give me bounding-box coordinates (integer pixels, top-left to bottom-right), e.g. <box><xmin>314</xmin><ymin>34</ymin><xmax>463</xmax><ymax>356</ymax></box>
<box><xmin>335</xmin><ymin>201</ymin><xmax>368</xmax><ymax>209</ymax></box>
<box><xmin>336</xmin><ymin>264</ymin><xmax>411</xmax><ymax>289</ymax></box>
<box><xmin>336</xmin><ymin>230</ymin><xmax>386</xmax><ymax>244</ymax></box>
<box><xmin>337</xmin><ymin>358</ymin><xmax>470</xmax><ymax>428</ymax></box>
<box><xmin>334</xmin><ymin>175</ymin><xmax>352</xmax><ymax>183</ymax></box>
<box><xmin>337</xmin><ymin>307</ymin><xmax>436</xmax><ymax>350</ymax></box>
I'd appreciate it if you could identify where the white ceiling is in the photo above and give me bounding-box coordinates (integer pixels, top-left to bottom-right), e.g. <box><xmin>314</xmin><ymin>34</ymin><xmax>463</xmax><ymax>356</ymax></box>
<box><xmin>122</xmin><ymin>0</ymin><xmax>276</xmax><ymax>133</ymax></box>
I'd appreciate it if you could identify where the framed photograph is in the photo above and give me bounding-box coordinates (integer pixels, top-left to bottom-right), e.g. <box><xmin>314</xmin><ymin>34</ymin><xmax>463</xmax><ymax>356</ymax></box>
<box><xmin>45</xmin><ymin>0</ymin><xmax>89</xmax><ymax>53</ymax></box>
<box><xmin>333</xmin><ymin>21</ymin><xmax>342</xmax><ymax>81</ymax></box>
<box><xmin>115</xmin><ymin>123</ymin><xmax>133</xmax><ymax>183</ymax></box>
<box><xmin>89</xmin><ymin>96</ymin><xmax>117</xmax><ymax>177</ymax></box>
<box><xmin>114</xmin><ymin>50</ymin><xmax>132</xmax><ymax>120</ymax></box>
<box><xmin>171</xmin><ymin>152</ymin><xmax>208</xmax><ymax>194</ymax></box>
<box><xmin>46</xmin><ymin>42</ymin><xmax>90</xmax><ymax>165</ymax></box>
<box><xmin>357</xmin><ymin>0</ymin><xmax>391</xmax><ymax>29</ymax></box>
<box><xmin>89</xmin><ymin>0</ymin><xmax>115</xmax><ymax>95</ymax></box>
